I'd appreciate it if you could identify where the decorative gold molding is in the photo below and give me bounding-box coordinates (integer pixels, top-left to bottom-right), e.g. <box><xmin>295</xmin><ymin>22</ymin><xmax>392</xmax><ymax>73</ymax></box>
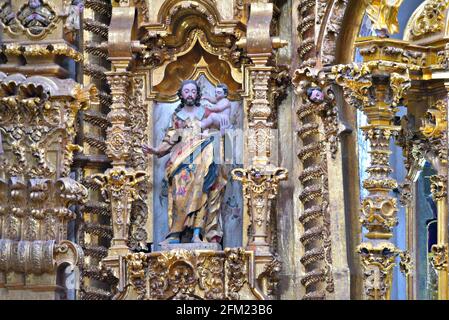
<box><xmin>125</xmin><ymin>248</ymin><xmax>266</xmax><ymax>300</ymax></box>
<box><xmin>0</xmin><ymin>0</ymin><xmax>59</xmax><ymax>40</ymax></box>
<box><xmin>232</xmin><ymin>166</ymin><xmax>287</xmax><ymax>255</ymax></box>
<box><xmin>0</xmin><ymin>239</ymin><xmax>83</xmax><ymax>274</ymax></box>
<box><xmin>408</xmin><ymin>0</ymin><xmax>449</xmax><ymax>40</ymax></box>
<box><xmin>92</xmin><ymin>168</ymin><xmax>146</xmax><ymax>256</ymax></box>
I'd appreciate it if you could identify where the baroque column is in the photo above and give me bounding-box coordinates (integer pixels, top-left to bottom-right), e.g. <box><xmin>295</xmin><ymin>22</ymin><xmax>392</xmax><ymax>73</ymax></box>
<box><xmin>93</xmin><ymin>73</ymin><xmax>145</xmax><ymax>258</ymax></box>
<box><xmin>232</xmin><ymin>1</ymin><xmax>287</xmax><ymax>298</ymax></box>
<box><xmin>430</xmin><ymin>175</ymin><xmax>448</xmax><ymax>299</ymax></box>
<box><xmin>419</xmin><ymin>99</ymin><xmax>448</xmax><ymax>300</ymax></box>
<box><xmin>291</xmin><ymin>67</ymin><xmax>338</xmax><ymax>300</ymax></box>
<box><xmin>92</xmin><ymin>3</ymin><xmax>145</xmax><ymax>292</ymax></box>
<box><xmin>333</xmin><ymin>61</ymin><xmax>411</xmax><ymax>300</ymax></box>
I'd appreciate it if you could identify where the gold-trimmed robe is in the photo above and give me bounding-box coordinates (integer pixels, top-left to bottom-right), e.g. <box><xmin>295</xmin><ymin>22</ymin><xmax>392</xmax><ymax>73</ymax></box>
<box><xmin>156</xmin><ymin>107</ymin><xmax>226</xmax><ymax>242</ymax></box>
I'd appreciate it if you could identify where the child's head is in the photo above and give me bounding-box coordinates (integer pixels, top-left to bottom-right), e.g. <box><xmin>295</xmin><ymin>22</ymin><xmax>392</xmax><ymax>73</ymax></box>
<box><xmin>307</xmin><ymin>87</ymin><xmax>324</xmax><ymax>104</ymax></box>
<box><xmin>215</xmin><ymin>83</ymin><xmax>228</xmax><ymax>100</ymax></box>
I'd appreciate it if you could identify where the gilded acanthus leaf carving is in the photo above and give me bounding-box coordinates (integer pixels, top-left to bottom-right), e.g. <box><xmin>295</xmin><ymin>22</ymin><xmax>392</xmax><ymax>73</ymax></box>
<box><xmin>92</xmin><ymin>168</ymin><xmax>145</xmax><ymax>254</ymax></box>
<box><xmin>430</xmin><ymin>175</ymin><xmax>447</xmax><ymax>201</ymax></box>
<box><xmin>332</xmin><ymin>63</ymin><xmax>373</xmax><ymax>108</ymax></box>
<box><xmin>431</xmin><ymin>244</ymin><xmax>448</xmax><ymax>271</ymax></box>
<box><xmin>364</xmin><ymin>0</ymin><xmax>403</xmax><ymax>36</ymax></box>
<box><xmin>225</xmin><ymin>248</ymin><xmax>247</xmax><ymax>300</ymax></box>
<box><xmin>126</xmin><ymin>249</ymin><xmax>255</xmax><ymax>300</ymax></box>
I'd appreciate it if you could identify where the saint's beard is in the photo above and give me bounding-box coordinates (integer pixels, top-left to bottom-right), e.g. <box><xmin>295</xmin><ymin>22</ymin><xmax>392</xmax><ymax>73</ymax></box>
<box><xmin>183</xmin><ymin>97</ymin><xmax>196</xmax><ymax>107</ymax></box>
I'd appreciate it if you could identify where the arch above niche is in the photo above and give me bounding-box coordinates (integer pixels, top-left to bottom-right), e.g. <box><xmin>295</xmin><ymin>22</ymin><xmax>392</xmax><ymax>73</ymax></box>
<box><xmin>151</xmin><ymin>40</ymin><xmax>243</xmax><ymax>102</ymax></box>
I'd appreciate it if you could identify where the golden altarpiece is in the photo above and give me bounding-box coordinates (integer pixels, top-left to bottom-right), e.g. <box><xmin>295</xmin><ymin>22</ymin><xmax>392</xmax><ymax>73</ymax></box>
<box><xmin>0</xmin><ymin>0</ymin><xmax>448</xmax><ymax>300</ymax></box>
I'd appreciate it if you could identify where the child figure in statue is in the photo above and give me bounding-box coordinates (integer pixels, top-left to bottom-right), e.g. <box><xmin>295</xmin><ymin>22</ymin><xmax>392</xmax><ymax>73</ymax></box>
<box><xmin>201</xmin><ymin>83</ymin><xmax>232</xmax><ymax>133</ymax></box>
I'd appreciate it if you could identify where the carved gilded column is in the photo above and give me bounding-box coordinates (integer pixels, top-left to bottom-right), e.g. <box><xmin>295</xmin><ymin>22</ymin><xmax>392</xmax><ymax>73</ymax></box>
<box><xmin>248</xmin><ymin>68</ymin><xmax>273</xmax><ymax>167</ymax></box>
<box><xmin>90</xmin><ymin>4</ymin><xmax>145</xmax><ymax>294</ymax></box>
<box><xmin>93</xmin><ymin>167</ymin><xmax>145</xmax><ymax>257</ymax></box>
<box><xmin>91</xmin><ymin>70</ymin><xmax>145</xmax><ymax>291</ymax></box>
<box><xmin>94</xmin><ymin>71</ymin><xmax>145</xmax><ymax>257</ymax></box>
<box><xmin>232</xmin><ymin>167</ymin><xmax>288</xmax><ymax>255</ymax></box>
<box><xmin>105</xmin><ymin>73</ymin><xmax>131</xmax><ymax>167</ymax></box>
<box><xmin>419</xmin><ymin>99</ymin><xmax>448</xmax><ymax>300</ymax></box>
<box><xmin>430</xmin><ymin>175</ymin><xmax>448</xmax><ymax>300</ymax></box>
<box><xmin>232</xmin><ymin>1</ymin><xmax>287</xmax><ymax>298</ymax></box>
<box><xmin>292</xmin><ymin>67</ymin><xmax>338</xmax><ymax>299</ymax></box>
<box><xmin>333</xmin><ymin>61</ymin><xmax>411</xmax><ymax>299</ymax></box>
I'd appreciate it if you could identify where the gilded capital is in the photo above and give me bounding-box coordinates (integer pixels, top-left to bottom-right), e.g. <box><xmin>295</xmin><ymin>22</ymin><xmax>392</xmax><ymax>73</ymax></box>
<box><xmin>358</xmin><ymin>242</ymin><xmax>398</xmax><ymax>300</ymax></box>
<box><xmin>430</xmin><ymin>175</ymin><xmax>447</xmax><ymax>201</ymax></box>
<box><xmin>431</xmin><ymin>244</ymin><xmax>448</xmax><ymax>271</ymax></box>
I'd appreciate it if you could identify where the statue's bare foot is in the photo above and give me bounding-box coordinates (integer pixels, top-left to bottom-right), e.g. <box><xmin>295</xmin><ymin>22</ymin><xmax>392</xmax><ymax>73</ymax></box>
<box><xmin>192</xmin><ymin>234</ymin><xmax>204</xmax><ymax>243</ymax></box>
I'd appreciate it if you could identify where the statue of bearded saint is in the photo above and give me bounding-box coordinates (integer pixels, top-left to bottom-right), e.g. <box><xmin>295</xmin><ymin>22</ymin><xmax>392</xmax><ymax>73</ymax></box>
<box><xmin>143</xmin><ymin>80</ymin><xmax>231</xmax><ymax>245</ymax></box>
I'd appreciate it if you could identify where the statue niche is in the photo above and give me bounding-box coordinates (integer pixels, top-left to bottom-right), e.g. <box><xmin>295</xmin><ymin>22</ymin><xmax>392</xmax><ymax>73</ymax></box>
<box><xmin>149</xmin><ymin>51</ymin><xmax>244</xmax><ymax>251</ymax></box>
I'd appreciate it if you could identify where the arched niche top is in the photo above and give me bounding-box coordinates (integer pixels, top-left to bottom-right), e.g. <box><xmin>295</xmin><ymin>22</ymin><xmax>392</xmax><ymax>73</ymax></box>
<box><xmin>153</xmin><ymin>41</ymin><xmax>241</xmax><ymax>102</ymax></box>
<box><xmin>158</xmin><ymin>15</ymin><xmax>234</xmax><ymax>51</ymax></box>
